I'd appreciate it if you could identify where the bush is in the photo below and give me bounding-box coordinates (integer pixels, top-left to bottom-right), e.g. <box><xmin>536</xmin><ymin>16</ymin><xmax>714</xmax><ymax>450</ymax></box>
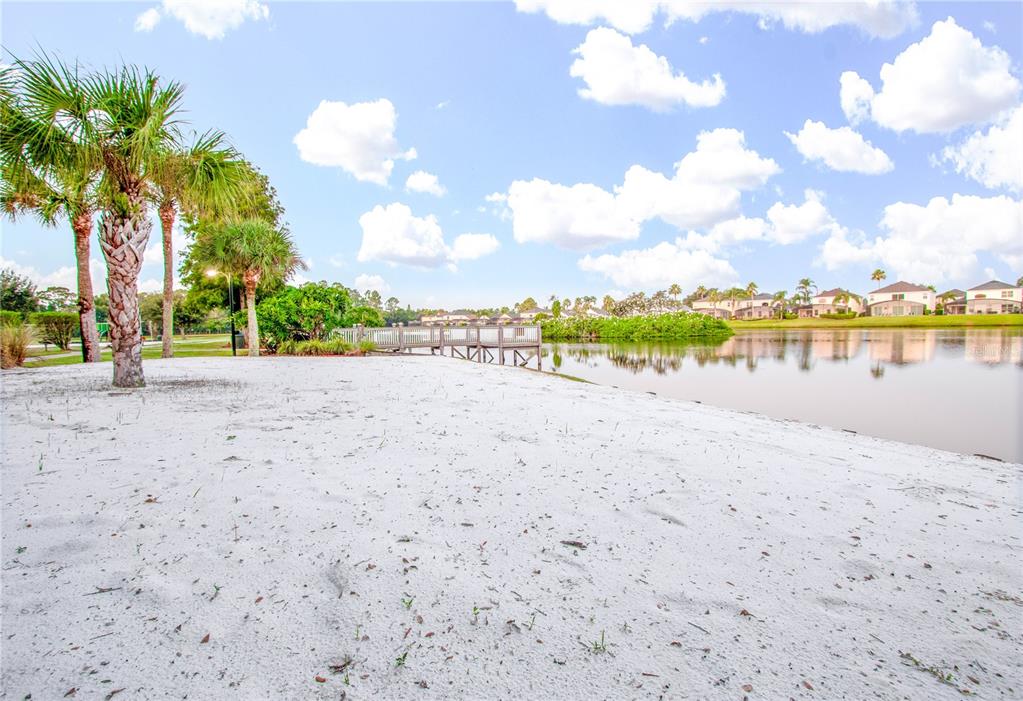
<box><xmin>819</xmin><ymin>312</ymin><xmax>857</xmax><ymax>320</ymax></box>
<box><xmin>256</xmin><ymin>283</ymin><xmax>351</xmax><ymax>351</ymax></box>
<box><xmin>0</xmin><ymin>310</ymin><xmax>23</xmax><ymax>328</ymax></box>
<box><xmin>1</xmin><ymin>323</ymin><xmax>33</xmax><ymax>369</ymax></box>
<box><xmin>277</xmin><ymin>338</ymin><xmax>377</xmax><ymax>356</ymax></box>
<box><xmin>30</xmin><ymin>311</ymin><xmax>78</xmax><ymax>349</ymax></box>
<box><xmin>357</xmin><ymin>340</ymin><xmax>376</xmax><ymax>353</ymax></box>
<box><xmin>541</xmin><ymin>312</ymin><xmax>732</xmax><ymax>341</ymax></box>
<box><xmin>343</xmin><ymin>305</ymin><xmax>385</xmax><ymax>328</ymax></box>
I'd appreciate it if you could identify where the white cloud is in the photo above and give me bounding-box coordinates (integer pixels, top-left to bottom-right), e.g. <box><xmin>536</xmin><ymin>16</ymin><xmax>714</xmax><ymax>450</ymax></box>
<box><xmin>3</xmin><ymin>255</ymin><xmax>109</xmax><ymax>295</ymax></box>
<box><xmin>676</xmin><ymin>215</ymin><xmax>769</xmax><ymax>253</ymax></box>
<box><xmin>765</xmin><ymin>190</ymin><xmax>836</xmax><ymax>245</ymax></box>
<box><xmin>940</xmin><ymin>106</ymin><xmax>1023</xmax><ymax>192</ymax></box>
<box><xmin>357</xmin><ymin>202</ymin><xmax>498</xmax><ymax>269</ymax></box>
<box><xmin>578</xmin><ymin>241</ymin><xmax>737</xmax><ymax>290</ymax></box>
<box><xmin>135</xmin><ymin>0</ymin><xmax>269</xmax><ymax>40</ymax></box>
<box><xmin>134</xmin><ymin>7</ymin><xmax>161</xmax><ymax>32</ymax></box>
<box><xmin>405</xmin><ymin>170</ymin><xmax>447</xmax><ymax>197</ymax></box>
<box><xmin>354</xmin><ymin>273</ymin><xmax>389</xmax><ymax>294</ymax></box>
<box><xmin>819</xmin><ymin>194</ymin><xmax>1023</xmax><ymax>281</ymax></box>
<box><xmin>839</xmin><ymin>71</ymin><xmax>875</xmax><ymax>125</ymax></box>
<box><xmin>450</xmin><ymin>233</ymin><xmax>500</xmax><ymax>261</ymax></box>
<box><xmin>569</xmin><ymin>27</ymin><xmax>725</xmax><ymax>111</ymax></box>
<box><xmin>842</xmin><ymin>17</ymin><xmax>1020</xmax><ymax>134</ymax></box>
<box><xmin>294</xmin><ymin>99</ymin><xmax>416</xmax><ymax>185</ymax></box>
<box><xmin>505</xmin><ymin>128</ymin><xmax>778</xmax><ymax>250</ymax></box>
<box><xmin>514</xmin><ymin>0</ymin><xmax>917</xmax><ymax>38</ymax></box>
<box><xmin>785</xmin><ymin>119</ymin><xmax>893</xmax><ymax>174</ymax></box>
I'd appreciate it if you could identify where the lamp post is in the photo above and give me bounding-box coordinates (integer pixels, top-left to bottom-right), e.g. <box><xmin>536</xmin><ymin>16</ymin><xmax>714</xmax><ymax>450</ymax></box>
<box><xmin>207</xmin><ymin>269</ymin><xmax>237</xmax><ymax>357</ymax></box>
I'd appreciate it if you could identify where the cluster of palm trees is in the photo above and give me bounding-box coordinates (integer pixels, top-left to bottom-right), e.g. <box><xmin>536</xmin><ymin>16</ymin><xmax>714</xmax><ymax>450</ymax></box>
<box><xmin>1</xmin><ymin>53</ymin><xmax>301</xmax><ymax>386</ymax></box>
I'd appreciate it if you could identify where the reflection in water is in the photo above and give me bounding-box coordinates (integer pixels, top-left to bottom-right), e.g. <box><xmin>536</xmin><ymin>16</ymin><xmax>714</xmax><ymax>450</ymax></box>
<box><xmin>544</xmin><ymin>328</ymin><xmax>1022</xmax><ymax>462</ymax></box>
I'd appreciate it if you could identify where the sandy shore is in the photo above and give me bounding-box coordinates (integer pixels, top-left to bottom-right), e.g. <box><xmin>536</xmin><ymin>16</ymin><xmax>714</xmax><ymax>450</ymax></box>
<box><xmin>1</xmin><ymin>356</ymin><xmax>1020</xmax><ymax>699</ymax></box>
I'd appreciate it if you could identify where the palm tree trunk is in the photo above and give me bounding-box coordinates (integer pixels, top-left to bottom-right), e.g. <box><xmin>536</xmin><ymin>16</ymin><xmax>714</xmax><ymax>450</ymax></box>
<box><xmin>244</xmin><ymin>272</ymin><xmax>259</xmax><ymax>357</ymax></box>
<box><xmin>159</xmin><ymin>202</ymin><xmax>175</xmax><ymax>359</ymax></box>
<box><xmin>99</xmin><ymin>204</ymin><xmax>151</xmax><ymax>388</ymax></box>
<box><xmin>72</xmin><ymin>211</ymin><xmax>101</xmax><ymax>363</ymax></box>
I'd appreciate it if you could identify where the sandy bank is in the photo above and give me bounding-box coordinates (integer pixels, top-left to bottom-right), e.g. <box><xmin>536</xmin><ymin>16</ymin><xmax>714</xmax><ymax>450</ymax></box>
<box><xmin>1</xmin><ymin>356</ymin><xmax>1020</xmax><ymax>699</ymax></box>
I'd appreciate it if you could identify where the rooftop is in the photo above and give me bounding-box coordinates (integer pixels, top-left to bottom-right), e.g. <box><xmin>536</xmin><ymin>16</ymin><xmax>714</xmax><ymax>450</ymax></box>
<box><xmin>872</xmin><ymin>281</ymin><xmax>930</xmax><ymax>294</ymax></box>
<box><xmin>968</xmin><ymin>280</ymin><xmax>1016</xmax><ymax>291</ymax></box>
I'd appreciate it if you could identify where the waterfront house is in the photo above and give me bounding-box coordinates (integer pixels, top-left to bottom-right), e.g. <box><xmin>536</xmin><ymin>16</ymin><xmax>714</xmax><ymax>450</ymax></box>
<box><xmin>692</xmin><ymin>297</ymin><xmax>738</xmax><ymax>319</ymax></box>
<box><xmin>965</xmin><ymin>280</ymin><xmax>1022</xmax><ymax>314</ymax></box>
<box><xmin>419</xmin><ymin>310</ymin><xmax>479</xmax><ymax>326</ymax></box>
<box><xmin>811</xmin><ymin>288</ymin><xmax>864</xmax><ymax>315</ymax></box>
<box><xmin>938</xmin><ymin>289</ymin><xmax>966</xmax><ymax>315</ymax></box>
<box><xmin>733</xmin><ymin>293</ymin><xmax>780</xmax><ymax>320</ymax></box>
<box><xmin>518</xmin><ymin>307</ymin><xmax>552</xmax><ymax>321</ymax></box>
<box><xmin>866</xmin><ymin>281</ymin><xmax>934</xmax><ymax>316</ymax></box>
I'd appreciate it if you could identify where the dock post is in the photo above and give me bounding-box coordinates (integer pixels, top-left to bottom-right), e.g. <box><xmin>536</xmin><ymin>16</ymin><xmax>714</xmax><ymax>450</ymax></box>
<box><xmin>439</xmin><ymin>326</ymin><xmax>445</xmax><ymax>356</ymax></box>
<box><xmin>498</xmin><ymin>325</ymin><xmax>504</xmax><ymax>365</ymax></box>
<box><xmin>398</xmin><ymin>325</ymin><xmax>404</xmax><ymax>352</ymax></box>
<box><xmin>536</xmin><ymin>325</ymin><xmax>542</xmax><ymax>371</ymax></box>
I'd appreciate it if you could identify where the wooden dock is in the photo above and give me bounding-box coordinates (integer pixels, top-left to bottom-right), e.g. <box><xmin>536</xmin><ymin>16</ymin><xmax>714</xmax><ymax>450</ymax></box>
<box><xmin>333</xmin><ymin>324</ymin><xmax>543</xmax><ymax>369</ymax></box>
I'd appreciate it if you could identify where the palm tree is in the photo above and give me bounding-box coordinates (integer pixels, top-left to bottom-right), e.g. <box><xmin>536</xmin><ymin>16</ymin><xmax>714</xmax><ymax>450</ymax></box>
<box><xmin>602</xmin><ymin>294</ymin><xmax>615</xmax><ymax>313</ymax></box>
<box><xmin>772</xmin><ymin>290</ymin><xmax>787</xmax><ymax>319</ymax></box>
<box><xmin>191</xmin><ymin>218</ymin><xmax>304</xmax><ymax>356</ymax></box>
<box><xmin>871</xmin><ymin>268</ymin><xmax>886</xmax><ymax>289</ymax></box>
<box><xmin>707</xmin><ymin>288</ymin><xmax>721</xmax><ymax>316</ymax></box>
<box><xmin>796</xmin><ymin>278</ymin><xmax>816</xmax><ymax>304</ymax></box>
<box><xmin>150</xmin><ymin>132</ymin><xmax>245</xmax><ymax>358</ymax></box>
<box><xmin>668</xmin><ymin>283</ymin><xmax>681</xmax><ymax>303</ymax></box>
<box><xmin>0</xmin><ymin>61</ymin><xmax>104</xmax><ymax>363</ymax></box>
<box><xmin>745</xmin><ymin>281</ymin><xmax>758</xmax><ymax>298</ymax></box>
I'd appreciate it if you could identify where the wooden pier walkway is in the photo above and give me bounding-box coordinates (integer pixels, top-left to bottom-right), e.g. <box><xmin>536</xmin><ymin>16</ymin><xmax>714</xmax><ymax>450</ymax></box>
<box><xmin>333</xmin><ymin>324</ymin><xmax>543</xmax><ymax>369</ymax></box>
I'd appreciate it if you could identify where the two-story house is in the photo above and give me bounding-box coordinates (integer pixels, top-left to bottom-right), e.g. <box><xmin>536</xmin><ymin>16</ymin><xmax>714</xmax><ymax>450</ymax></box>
<box><xmin>866</xmin><ymin>282</ymin><xmax>934</xmax><ymax>316</ymax></box>
<box><xmin>965</xmin><ymin>280</ymin><xmax>1022</xmax><ymax>314</ymax></box>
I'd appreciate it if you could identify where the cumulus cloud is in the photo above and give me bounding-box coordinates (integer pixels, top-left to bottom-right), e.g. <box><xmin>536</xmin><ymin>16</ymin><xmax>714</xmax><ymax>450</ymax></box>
<box><xmin>353</xmin><ymin>273</ymin><xmax>389</xmax><ymax>294</ymax></box>
<box><xmin>819</xmin><ymin>194</ymin><xmax>1023</xmax><ymax>282</ymax></box>
<box><xmin>1</xmin><ymin>255</ymin><xmax>107</xmax><ymax>295</ymax></box>
<box><xmin>840</xmin><ymin>17</ymin><xmax>1020</xmax><ymax>133</ymax></box>
<box><xmin>405</xmin><ymin>171</ymin><xmax>446</xmax><ymax>196</ymax></box>
<box><xmin>357</xmin><ymin>203</ymin><xmax>499</xmax><ymax>269</ymax></box>
<box><xmin>505</xmin><ymin>128</ymin><xmax>779</xmax><ymax>250</ymax></box>
<box><xmin>134</xmin><ymin>0</ymin><xmax>269</xmax><ymax>40</ymax></box>
<box><xmin>450</xmin><ymin>233</ymin><xmax>500</xmax><ymax>261</ymax></box>
<box><xmin>579</xmin><ymin>242</ymin><xmax>737</xmax><ymax>290</ymax></box>
<box><xmin>294</xmin><ymin>99</ymin><xmax>416</xmax><ymax>185</ymax></box>
<box><xmin>514</xmin><ymin>0</ymin><xmax>917</xmax><ymax>38</ymax></box>
<box><xmin>569</xmin><ymin>27</ymin><xmax>725</xmax><ymax>111</ymax></box>
<box><xmin>785</xmin><ymin>119</ymin><xmax>893</xmax><ymax>174</ymax></box>
<box><xmin>940</xmin><ymin>106</ymin><xmax>1023</xmax><ymax>192</ymax></box>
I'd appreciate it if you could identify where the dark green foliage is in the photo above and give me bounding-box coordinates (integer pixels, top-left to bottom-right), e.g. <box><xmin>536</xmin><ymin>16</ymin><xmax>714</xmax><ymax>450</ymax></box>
<box><xmin>278</xmin><ymin>339</ymin><xmax>354</xmax><ymax>355</ymax></box>
<box><xmin>342</xmin><ymin>305</ymin><xmax>385</xmax><ymax>328</ymax></box>
<box><xmin>541</xmin><ymin>312</ymin><xmax>732</xmax><ymax>341</ymax></box>
<box><xmin>819</xmin><ymin>312</ymin><xmax>857</xmax><ymax>320</ymax></box>
<box><xmin>255</xmin><ymin>282</ymin><xmax>351</xmax><ymax>351</ymax></box>
<box><xmin>30</xmin><ymin>311</ymin><xmax>78</xmax><ymax>349</ymax></box>
<box><xmin>0</xmin><ymin>268</ymin><xmax>38</xmax><ymax>312</ymax></box>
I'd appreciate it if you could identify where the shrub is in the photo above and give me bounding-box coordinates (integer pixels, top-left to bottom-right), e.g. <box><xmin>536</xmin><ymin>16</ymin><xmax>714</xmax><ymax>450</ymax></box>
<box><xmin>277</xmin><ymin>338</ymin><xmax>376</xmax><ymax>356</ymax></box>
<box><xmin>357</xmin><ymin>340</ymin><xmax>376</xmax><ymax>353</ymax></box>
<box><xmin>0</xmin><ymin>310</ymin><xmax>23</xmax><ymax>328</ymax></box>
<box><xmin>819</xmin><ymin>312</ymin><xmax>857</xmax><ymax>320</ymax></box>
<box><xmin>540</xmin><ymin>312</ymin><xmax>732</xmax><ymax>342</ymax></box>
<box><xmin>343</xmin><ymin>305</ymin><xmax>385</xmax><ymax>328</ymax></box>
<box><xmin>256</xmin><ymin>282</ymin><xmax>351</xmax><ymax>351</ymax></box>
<box><xmin>30</xmin><ymin>311</ymin><xmax>78</xmax><ymax>349</ymax></box>
<box><xmin>0</xmin><ymin>323</ymin><xmax>33</xmax><ymax>369</ymax></box>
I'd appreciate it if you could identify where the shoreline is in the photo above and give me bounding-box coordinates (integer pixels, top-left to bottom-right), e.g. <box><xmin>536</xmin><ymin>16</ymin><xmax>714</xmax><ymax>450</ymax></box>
<box><xmin>2</xmin><ymin>357</ymin><xmax>1020</xmax><ymax>698</ymax></box>
<box><xmin>728</xmin><ymin>314</ymin><xmax>1023</xmax><ymax>329</ymax></box>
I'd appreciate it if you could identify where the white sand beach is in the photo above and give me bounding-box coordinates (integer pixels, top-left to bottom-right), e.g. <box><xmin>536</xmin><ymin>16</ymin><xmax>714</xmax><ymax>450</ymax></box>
<box><xmin>1</xmin><ymin>356</ymin><xmax>1020</xmax><ymax>699</ymax></box>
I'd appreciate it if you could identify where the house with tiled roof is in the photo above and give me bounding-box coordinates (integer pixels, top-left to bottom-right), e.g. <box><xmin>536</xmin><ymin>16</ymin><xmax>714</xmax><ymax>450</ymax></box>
<box><xmin>965</xmin><ymin>280</ymin><xmax>1022</xmax><ymax>314</ymax></box>
<box><xmin>937</xmin><ymin>289</ymin><xmax>966</xmax><ymax>315</ymax></box>
<box><xmin>798</xmin><ymin>288</ymin><xmax>864</xmax><ymax>317</ymax></box>
<box><xmin>733</xmin><ymin>293</ymin><xmax>781</xmax><ymax>320</ymax></box>
<box><xmin>866</xmin><ymin>281</ymin><xmax>934</xmax><ymax>316</ymax></box>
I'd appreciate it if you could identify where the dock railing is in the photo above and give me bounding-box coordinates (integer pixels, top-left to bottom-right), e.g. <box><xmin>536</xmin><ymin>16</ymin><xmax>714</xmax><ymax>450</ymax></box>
<box><xmin>331</xmin><ymin>324</ymin><xmax>542</xmax><ymax>368</ymax></box>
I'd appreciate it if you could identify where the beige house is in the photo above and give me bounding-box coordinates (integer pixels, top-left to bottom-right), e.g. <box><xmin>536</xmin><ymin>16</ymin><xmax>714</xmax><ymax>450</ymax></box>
<box><xmin>692</xmin><ymin>298</ymin><xmax>739</xmax><ymax>319</ymax></box>
<box><xmin>419</xmin><ymin>310</ymin><xmax>479</xmax><ymax>326</ymax></box>
<box><xmin>810</xmin><ymin>288</ymin><xmax>864</xmax><ymax>315</ymax></box>
<box><xmin>867</xmin><ymin>282</ymin><xmax>934</xmax><ymax>316</ymax></box>
<box><xmin>966</xmin><ymin>280</ymin><xmax>1022</xmax><ymax>314</ymax></box>
<box><xmin>517</xmin><ymin>307</ymin><xmax>552</xmax><ymax>321</ymax></box>
<box><xmin>733</xmin><ymin>293</ymin><xmax>780</xmax><ymax>320</ymax></box>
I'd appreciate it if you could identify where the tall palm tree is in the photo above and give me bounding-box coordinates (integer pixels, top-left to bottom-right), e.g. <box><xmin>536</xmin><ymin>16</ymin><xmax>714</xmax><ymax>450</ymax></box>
<box><xmin>150</xmin><ymin>131</ymin><xmax>245</xmax><ymax>358</ymax></box>
<box><xmin>10</xmin><ymin>55</ymin><xmax>197</xmax><ymax>386</ymax></box>
<box><xmin>871</xmin><ymin>268</ymin><xmax>886</xmax><ymax>289</ymax></box>
<box><xmin>745</xmin><ymin>281</ymin><xmax>758</xmax><ymax>298</ymax></box>
<box><xmin>796</xmin><ymin>278</ymin><xmax>816</xmax><ymax>304</ymax></box>
<box><xmin>668</xmin><ymin>283</ymin><xmax>681</xmax><ymax>302</ymax></box>
<box><xmin>0</xmin><ymin>61</ymin><xmax>104</xmax><ymax>362</ymax></box>
<box><xmin>602</xmin><ymin>294</ymin><xmax>615</xmax><ymax>313</ymax></box>
<box><xmin>191</xmin><ymin>218</ymin><xmax>304</xmax><ymax>356</ymax></box>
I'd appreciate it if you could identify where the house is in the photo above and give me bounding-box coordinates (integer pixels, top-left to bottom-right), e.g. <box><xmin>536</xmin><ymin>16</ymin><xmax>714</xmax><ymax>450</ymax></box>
<box><xmin>517</xmin><ymin>307</ymin><xmax>552</xmax><ymax>321</ymax></box>
<box><xmin>733</xmin><ymin>293</ymin><xmax>780</xmax><ymax>320</ymax></box>
<box><xmin>580</xmin><ymin>307</ymin><xmax>611</xmax><ymax>319</ymax></box>
<box><xmin>965</xmin><ymin>280</ymin><xmax>1022</xmax><ymax>314</ymax></box>
<box><xmin>809</xmin><ymin>288</ymin><xmax>864</xmax><ymax>315</ymax></box>
<box><xmin>691</xmin><ymin>297</ymin><xmax>738</xmax><ymax>319</ymax></box>
<box><xmin>866</xmin><ymin>281</ymin><xmax>934</xmax><ymax>316</ymax></box>
<box><xmin>419</xmin><ymin>309</ymin><xmax>479</xmax><ymax>326</ymax></box>
<box><xmin>937</xmin><ymin>289</ymin><xmax>966</xmax><ymax>315</ymax></box>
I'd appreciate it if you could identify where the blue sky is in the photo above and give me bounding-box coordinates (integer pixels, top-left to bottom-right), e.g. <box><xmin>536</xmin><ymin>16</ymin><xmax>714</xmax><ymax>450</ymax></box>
<box><xmin>2</xmin><ymin>1</ymin><xmax>1021</xmax><ymax>308</ymax></box>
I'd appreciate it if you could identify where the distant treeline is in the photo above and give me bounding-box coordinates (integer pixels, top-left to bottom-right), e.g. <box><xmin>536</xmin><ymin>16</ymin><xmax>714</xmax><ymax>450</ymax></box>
<box><xmin>541</xmin><ymin>312</ymin><xmax>733</xmax><ymax>341</ymax></box>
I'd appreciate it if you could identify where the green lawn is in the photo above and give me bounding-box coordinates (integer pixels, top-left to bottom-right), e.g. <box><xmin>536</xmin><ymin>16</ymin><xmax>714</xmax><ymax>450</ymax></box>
<box><xmin>27</xmin><ymin>334</ymin><xmax>237</xmax><ymax>368</ymax></box>
<box><xmin>727</xmin><ymin>314</ymin><xmax>1023</xmax><ymax>330</ymax></box>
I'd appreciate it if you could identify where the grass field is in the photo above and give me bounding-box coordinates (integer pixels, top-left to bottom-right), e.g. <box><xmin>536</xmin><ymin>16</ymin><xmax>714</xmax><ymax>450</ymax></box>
<box><xmin>727</xmin><ymin>314</ymin><xmax>1023</xmax><ymax>330</ymax></box>
<box><xmin>26</xmin><ymin>334</ymin><xmax>236</xmax><ymax>368</ymax></box>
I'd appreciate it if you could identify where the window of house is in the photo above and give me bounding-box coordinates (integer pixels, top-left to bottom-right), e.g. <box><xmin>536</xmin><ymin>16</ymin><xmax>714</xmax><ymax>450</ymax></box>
<box><xmin>891</xmin><ymin>293</ymin><xmax>905</xmax><ymax>300</ymax></box>
<box><xmin>1001</xmin><ymin>291</ymin><xmax>1012</xmax><ymax>298</ymax></box>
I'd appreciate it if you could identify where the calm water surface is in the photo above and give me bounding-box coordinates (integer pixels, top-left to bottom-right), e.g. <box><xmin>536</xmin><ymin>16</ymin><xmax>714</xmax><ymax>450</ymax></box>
<box><xmin>543</xmin><ymin>328</ymin><xmax>1023</xmax><ymax>462</ymax></box>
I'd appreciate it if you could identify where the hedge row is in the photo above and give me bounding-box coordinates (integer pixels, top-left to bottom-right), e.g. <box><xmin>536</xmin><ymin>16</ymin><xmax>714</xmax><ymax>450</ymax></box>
<box><xmin>541</xmin><ymin>312</ymin><xmax>733</xmax><ymax>341</ymax></box>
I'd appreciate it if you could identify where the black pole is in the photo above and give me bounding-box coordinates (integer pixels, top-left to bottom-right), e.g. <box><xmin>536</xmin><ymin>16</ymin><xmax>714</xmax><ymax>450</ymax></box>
<box><xmin>228</xmin><ymin>275</ymin><xmax>237</xmax><ymax>356</ymax></box>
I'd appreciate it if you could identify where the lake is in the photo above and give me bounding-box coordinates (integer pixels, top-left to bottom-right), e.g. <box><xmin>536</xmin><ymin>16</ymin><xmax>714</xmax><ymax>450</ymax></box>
<box><xmin>543</xmin><ymin>327</ymin><xmax>1023</xmax><ymax>463</ymax></box>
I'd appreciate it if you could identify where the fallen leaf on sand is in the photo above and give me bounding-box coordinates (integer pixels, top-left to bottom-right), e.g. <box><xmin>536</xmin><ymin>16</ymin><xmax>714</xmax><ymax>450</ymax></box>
<box><xmin>803</xmin><ymin>680</ymin><xmax>815</xmax><ymax>690</ymax></box>
<box><xmin>200</xmin><ymin>633</ymin><xmax>210</xmax><ymax>644</ymax></box>
<box><xmin>739</xmin><ymin>609</ymin><xmax>753</xmax><ymax>617</ymax></box>
<box><xmin>314</xmin><ymin>676</ymin><xmax>327</xmax><ymax>683</ymax></box>
<box><xmin>255</xmin><ymin>596</ymin><xmax>263</xmax><ymax>603</ymax></box>
<box><xmin>560</xmin><ymin>540</ymin><xmax>587</xmax><ymax>550</ymax></box>
<box><xmin>64</xmin><ymin>689</ymin><xmax>77</xmax><ymax>698</ymax></box>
